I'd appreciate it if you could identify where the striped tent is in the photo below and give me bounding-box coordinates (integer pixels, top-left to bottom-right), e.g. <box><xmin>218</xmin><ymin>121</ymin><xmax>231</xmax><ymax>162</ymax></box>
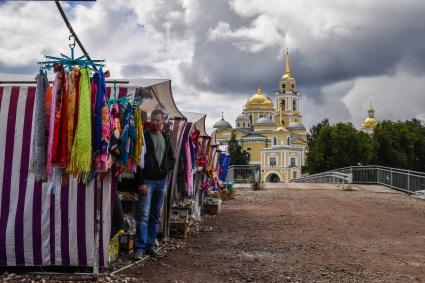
<box><xmin>0</xmin><ymin>78</ymin><xmax>185</xmax><ymax>268</ymax></box>
<box><xmin>0</xmin><ymin>85</ymin><xmax>116</xmax><ymax>267</ymax></box>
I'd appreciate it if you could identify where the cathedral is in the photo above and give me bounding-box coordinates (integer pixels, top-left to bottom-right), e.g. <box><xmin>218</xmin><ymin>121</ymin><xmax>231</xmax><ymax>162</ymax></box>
<box><xmin>361</xmin><ymin>104</ymin><xmax>378</xmax><ymax>134</ymax></box>
<box><xmin>212</xmin><ymin>50</ymin><xmax>307</xmax><ymax>183</ymax></box>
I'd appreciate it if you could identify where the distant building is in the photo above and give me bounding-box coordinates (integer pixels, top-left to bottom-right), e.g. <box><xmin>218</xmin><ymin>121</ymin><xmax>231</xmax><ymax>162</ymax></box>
<box><xmin>212</xmin><ymin>50</ymin><xmax>307</xmax><ymax>183</ymax></box>
<box><xmin>361</xmin><ymin>104</ymin><xmax>378</xmax><ymax>134</ymax></box>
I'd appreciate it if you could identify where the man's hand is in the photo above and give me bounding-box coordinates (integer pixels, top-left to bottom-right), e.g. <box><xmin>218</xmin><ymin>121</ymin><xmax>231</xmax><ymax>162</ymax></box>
<box><xmin>138</xmin><ymin>184</ymin><xmax>148</xmax><ymax>195</ymax></box>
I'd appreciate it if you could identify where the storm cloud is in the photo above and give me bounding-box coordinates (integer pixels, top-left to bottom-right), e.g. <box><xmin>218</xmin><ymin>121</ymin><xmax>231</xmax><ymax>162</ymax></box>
<box><xmin>1</xmin><ymin>0</ymin><xmax>424</xmax><ymax>131</ymax></box>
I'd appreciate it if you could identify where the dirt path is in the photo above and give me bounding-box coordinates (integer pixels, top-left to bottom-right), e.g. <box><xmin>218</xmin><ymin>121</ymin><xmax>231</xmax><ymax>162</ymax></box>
<box><xmin>121</xmin><ymin>184</ymin><xmax>425</xmax><ymax>282</ymax></box>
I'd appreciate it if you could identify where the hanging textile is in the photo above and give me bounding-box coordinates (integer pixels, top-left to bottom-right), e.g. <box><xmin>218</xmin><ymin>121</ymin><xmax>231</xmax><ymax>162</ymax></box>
<box><xmin>30</xmin><ymin>72</ymin><xmax>49</xmax><ymax>181</ymax></box>
<box><xmin>119</xmin><ymin>104</ymin><xmax>136</xmax><ymax>165</ymax></box>
<box><xmin>92</xmin><ymin>70</ymin><xmax>110</xmax><ymax>172</ymax></box>
<box><xmin>189</xmin><ymin>139</ymin><xmax>196</xmax><ymax>170</ymax></box>
<box><xmin>185</xmin><ymin>140</ymin><xmax>193</xmax><ymax>196</ymax></box>
<box><xmin>69</xmin><ymin>67</ymin><xmax>92</xmax><ymax>182</ymax></box>
<box><xmin>109</xmin><ymin>104</ymin><xmax>121</xmax><ymax>163</ymax></box>
<box><xmin>133</xmin><ymin>107</ymin><xmax>145</xmax><ymax>171</ymax></box>
<box><xmin>50</xmin><ymin>63</ymin><xmax>67</xmax><ymax>168</ymax></box>
<box><xmin>66</xmin><ymin>66</ymin><xmax>79</xmax><ymax>168</ymax></box>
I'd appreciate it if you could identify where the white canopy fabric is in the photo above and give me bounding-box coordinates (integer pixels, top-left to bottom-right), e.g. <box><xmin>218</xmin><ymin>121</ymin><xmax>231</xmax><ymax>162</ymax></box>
<box><xmin>0</xmin><ymin>75</ymin><xmax>184</xmax><ymax>119</ymax></box>
<box><xmin>181</xmin><ymin>111</ymin><xmax>209</xmax><ymax>137</ymax></box>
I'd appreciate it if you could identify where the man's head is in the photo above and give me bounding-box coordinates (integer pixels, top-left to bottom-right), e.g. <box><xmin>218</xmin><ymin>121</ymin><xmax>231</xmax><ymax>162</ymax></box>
<box><xmin>150</xmin><ymin>109</ymin><xmax>165</xmax><ymax>131</ymax></box>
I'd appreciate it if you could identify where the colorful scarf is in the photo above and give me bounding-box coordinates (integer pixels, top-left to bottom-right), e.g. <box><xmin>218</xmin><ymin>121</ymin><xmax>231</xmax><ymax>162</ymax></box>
<box><xmin>30</xmin><ymin>72</ymin><xmax>49</xmax><ymax>181</ymax></box>
<box><xmin>109</xmin><ymin>104</ymin><xmax>121</xmax><ymax>163</ymax></box>
<box><xmin>92</xmin><ymin>71</ymin><xmax>110</xmax><ymax>172</ymax></box>
<box><xmin>69</xmin><ymin>67</ymin><xmax>92</xmax><ymax>182</ymax></box>
<box><xmin>119</xmin><ymin>104</ymin><xmax>136</xmax><ymax>165</ymax></box>
<box><xmin>66</xmin><ymin>66</ymin><xmax>79</xmax><ymax>168</ymax></box>
<box><xmin>46</xmin><ymin>69</ymin><xmax>59</xmax><ymax>173</ymax></box>
<box><xmin>133</xmin><ymin>107</ymin><xmax>144</xmax><ymax>169</ymax></box>
<box><xmin>185</xmin><ymin>140</ymin><xmax>193</xmax><ymax>196</ymax></box>
<box><xmin>50</xmin><ymin>64</ymin><xmax>67</xmax><ymax>168</ymax></box>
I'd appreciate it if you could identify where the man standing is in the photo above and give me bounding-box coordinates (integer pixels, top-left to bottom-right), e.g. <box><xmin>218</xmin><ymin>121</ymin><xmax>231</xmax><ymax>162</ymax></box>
<box><xmin>135</xmin><ymin>109</ymin><xmax>175</xmax><ymax>259</ymax></box>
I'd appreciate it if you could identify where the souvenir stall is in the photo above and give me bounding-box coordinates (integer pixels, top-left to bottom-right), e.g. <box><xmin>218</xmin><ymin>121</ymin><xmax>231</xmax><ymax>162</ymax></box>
<box><xmin>106</xmin><ymin>78</ymin><xmax>186</xmax><ymax>259</ymax></box>
<box><xmin>178</xmin><ymin>112</ymin><xmax>211</xmax><ymax>226</ymax></box>
<box><xmin>200</xmin><ymin>132</ymin><xmax>225</xmax><ymax>215</ymax></box>
<box><xmin>0</xmin><ymin>45</ymin><xmax>184</xmax><ymax>269</ymax></box>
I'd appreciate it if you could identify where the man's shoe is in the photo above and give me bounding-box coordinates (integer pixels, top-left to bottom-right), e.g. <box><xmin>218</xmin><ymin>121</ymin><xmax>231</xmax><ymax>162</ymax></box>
<box><xmin>145</xmin><ymin>248</ymin><xmax>162</xmax><ymax>258</ymax></box>
<box><xmin>134</xmin><ymin>251</ymin><xmax>145</xmax><ymax>260</ymax></box>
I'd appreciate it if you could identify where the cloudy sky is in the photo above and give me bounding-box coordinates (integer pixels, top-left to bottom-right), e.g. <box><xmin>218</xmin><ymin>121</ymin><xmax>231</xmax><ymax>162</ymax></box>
<box><xmin>1</xmin><ymin>0</ymin><xmax>425</xmax><ymax>132</ymax></box>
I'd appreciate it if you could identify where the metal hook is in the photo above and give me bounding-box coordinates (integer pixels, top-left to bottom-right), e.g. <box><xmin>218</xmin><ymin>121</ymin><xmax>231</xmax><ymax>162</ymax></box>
<box><xmin>69</xmin><ymin>34</ymin><xmax>76</xmax><ymax>59</ymax></box>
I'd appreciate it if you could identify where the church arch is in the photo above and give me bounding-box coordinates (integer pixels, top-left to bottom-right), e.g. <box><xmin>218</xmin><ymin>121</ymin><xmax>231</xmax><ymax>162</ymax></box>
<box><xmin>265</xmin><ymin>172</ymin><xmax>282</xmax><ymax>183</ymax></box>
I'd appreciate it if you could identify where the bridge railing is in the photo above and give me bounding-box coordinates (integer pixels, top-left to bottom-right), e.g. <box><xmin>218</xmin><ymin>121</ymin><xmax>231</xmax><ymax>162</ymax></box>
<box><xmin>292</xmin><ymin>171</ymin><xmax>351</xmax><ymax>186</ymax></box>
<box><xmin>293</xmin><ymin>165</ymin><xmax>425</xmax><ymax>194</ymax></box>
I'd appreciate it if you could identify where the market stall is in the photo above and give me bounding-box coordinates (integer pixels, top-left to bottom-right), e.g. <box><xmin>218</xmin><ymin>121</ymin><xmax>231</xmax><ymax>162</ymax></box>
<box><xmin>0</xmin><ymin>74</ymin><xmax>184</xmax><ymax>268</ymax></box>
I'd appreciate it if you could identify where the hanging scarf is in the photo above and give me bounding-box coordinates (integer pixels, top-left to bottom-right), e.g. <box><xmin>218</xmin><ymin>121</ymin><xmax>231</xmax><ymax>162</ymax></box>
<box><xmin>109</xmin><ymin>104</ymin><xmax>121</xmax><ymax>163</ymax></box>
<box><xmin>66</xmin><ymin>66</ymin><xmax>79</xmax><ymax>168</ymax></box>
<box><xmin>119</xmin><ymin>104</ymin><xmax>136</xmax><ymax>165</ymax></box>
<box><xmin>92</xmin><ymin>71</ymin><xmax>110</xmax><ymax>172</ymax></box>
<box><xmin>30</xmin><ymin>72</ymin><xmax>49</xmax><ymax>181</ymax></box>
<box><xmin>133</xmin><ymin>107</ymin><xmax>144</xmax><ymax>167</ymax></box>
<box><xmin>46</xmin><ymin>69</ymin><xmax>59</xmax><ymax>174</ymax></box>
<box><xmin>185</xmin><ymin>140</ymin><xmax>193</xmax><ymax>196</ymax></box>
<box><xmin>50</xmin><ymin>64</ymin><xmax>67</xmax><ymax>167</ymax></box>
<box><xmin>69</xmin><ymin>67</ymin><xmax>92</xmax><ymax>182</ymax></box>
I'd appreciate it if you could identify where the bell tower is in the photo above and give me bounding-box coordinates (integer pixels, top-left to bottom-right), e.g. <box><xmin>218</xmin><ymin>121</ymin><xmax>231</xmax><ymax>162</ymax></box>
<box><xmin>275</xmin><ymin>49</ymin><xmax>302</xmax><ymax>128</ymax></box>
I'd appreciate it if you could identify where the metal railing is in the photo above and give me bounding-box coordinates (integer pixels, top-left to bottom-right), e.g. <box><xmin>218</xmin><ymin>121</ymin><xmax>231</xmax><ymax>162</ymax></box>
<box><xmin>293</xmin><ymin>171</ymin><xmax>351</xmax><ymax>186</ymax></box>
<box><xmin>293</xmin><ymin>165</ymin><xmax>425</xmax><ymax>194</ymax></box>
<box><xmin>227</xmin><ymin>165</ymin><xmax>260</xmax><ymax>183</ymax></box>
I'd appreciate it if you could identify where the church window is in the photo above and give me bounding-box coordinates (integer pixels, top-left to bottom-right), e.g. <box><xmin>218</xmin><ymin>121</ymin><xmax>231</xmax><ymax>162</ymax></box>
<box><xmin>293</xmin><ymin>99</ymin><xmax>297</xmax><ymax>111</ymax></box>
<box><xmin>293</xmin><ymin>171</ymin><xmax>297</xmax><ymax>179</ymax></box>
<box><xmin>282</xmin><ymin>83</ymin><xmax>286</xmax><ymax>89</ymax></box>
<box><xmin>281</xmin><ymin>99</ymin><xmax>285</xmax><ymax>110</ymax></box>
<box><xmin>237</xmin><ymin>122</ymin><xmax>240</xmax><ymax>127</ymax></box>
<box><xmin>273</xmin><ymin>137</ymin><xmax>277</xmax><ymax>145</ymax></box>
<box><xmin>292</xmin><ymin>84</ymin><xmax>294</xmax><ymax>89</ymax></box>
<box><xmin>250</xmin><ymin>115</ymin><xmax>253</xmax><ymax>124</ymax></box>
<box><xmin>269</xmin><ymin>157</ymin><xmax>277</xmax><ymax>166</ymax></box>
<box><xmin>243</xmin><ymin>122</ymin><xmax>245</xmax><ymax>128</ymax></box>
<box><xmin>287</xmin><ymin>137</ymin><xmax>290</xmax><ymax>145</ymax></box>
<box><xmin>290</xmin><ymin>157</ymin><xmax>296</xmax><ymax>167</ymax></box>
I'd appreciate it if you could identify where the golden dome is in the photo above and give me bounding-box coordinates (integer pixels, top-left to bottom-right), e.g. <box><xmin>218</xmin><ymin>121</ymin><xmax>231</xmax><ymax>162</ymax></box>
<box><xmin>362</xmin><ymin>117</ymin><xmax>378</xmax><ymax>129</ymax></box>
<box><xmin>362</xmin><ymin>103</ymin><xmax>378</xmax><ymax>129</ymax></box>
<box><xmin>245</xmin><ymin>81</ymin><xmax>274</xmax><ymax>110</ymax></box>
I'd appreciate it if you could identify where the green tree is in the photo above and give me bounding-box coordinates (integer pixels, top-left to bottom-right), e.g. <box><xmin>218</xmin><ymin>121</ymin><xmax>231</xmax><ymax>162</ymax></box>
<box><xmin>372</xmin><ymin>119</ymin><xmax>425</xmax><ymax>171</ymax></box>
<box><xmin>306</xmin><ymin>120</ymin><xmax>373</xmax><ymax>173</ymax></box>
<box><xmin>307</xmin><ymin>118</ymin><xmax>425</xmax><ymax>173</ymax></box>
<box><xmin>227</xmin><ymin>131</ymin><xmax>250</xmax><ymax>165</ymax></box>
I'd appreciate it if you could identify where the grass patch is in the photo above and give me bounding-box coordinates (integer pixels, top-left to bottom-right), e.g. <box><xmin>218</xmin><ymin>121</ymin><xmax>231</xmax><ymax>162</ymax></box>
<box><xmin>341</xmin><ymin>185</ymin><xmax>357</xmax><ymax>192</ymax></box>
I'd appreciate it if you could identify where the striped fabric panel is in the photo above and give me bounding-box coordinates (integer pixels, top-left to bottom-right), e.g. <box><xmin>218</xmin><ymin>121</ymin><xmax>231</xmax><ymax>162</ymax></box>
<box><xmin>0</xmin><ymin>86</ymin><xmax>115</xmax><ymax>267</ymax></box>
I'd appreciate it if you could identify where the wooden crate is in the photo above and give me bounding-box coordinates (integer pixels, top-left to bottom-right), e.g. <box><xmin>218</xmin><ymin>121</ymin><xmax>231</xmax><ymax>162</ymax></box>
<box><xmin>170</xmin><ymin>208</ymin><xmax>190</xmax><ymax>224</ymax></box>
<box><xmin>169</xmin><ymin>222</ymin><xmax>190</xmax><ymax>239</ymax></box>
<box><xmin>203</xmin><ymin>203</ymin><xmax>222</xmax><ymax>215</ymax></box>
<box><xmin>119</xmin><ymin>234</ymin><xmax>135</xmax><ymax>255</ymax></box>
<box><xmin>204</xmin><ymin>197</ymin><xmax>222</xmax><ymax>206</ymax></box>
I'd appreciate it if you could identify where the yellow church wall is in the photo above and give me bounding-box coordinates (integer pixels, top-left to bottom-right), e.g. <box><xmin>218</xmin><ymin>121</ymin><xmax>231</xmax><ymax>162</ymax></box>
<box><xmin>241</xmin><ymin>141</ymin><xmax>267</xmax><ymax>164</ymax></box>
